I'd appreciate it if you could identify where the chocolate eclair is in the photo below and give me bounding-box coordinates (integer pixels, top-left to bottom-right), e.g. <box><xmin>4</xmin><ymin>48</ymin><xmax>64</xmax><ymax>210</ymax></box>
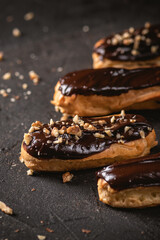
<box><xmin>97</xmin><ymin>153</ymin><xmax>160</xmax><ymax>208</ymax></box>
<box><xmin>52</xmin><ymin>67</ymin><xmax>160</xmax><ymax>116</ymax></box>
<box><xmin>93</xmin><ymin>23</ymin><xmax>160</xmax><ymax>69</ymax></box>
<box><xmin>20</xmin><ymin>111</ymin><xmax>157</xmax><ymax>171</ymax></box>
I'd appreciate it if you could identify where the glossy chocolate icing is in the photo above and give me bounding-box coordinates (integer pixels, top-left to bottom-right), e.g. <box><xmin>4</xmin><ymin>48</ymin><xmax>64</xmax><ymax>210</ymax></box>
<box><xmin>59</xmin><ymin>67</ymin><xmax>160</xmax><ymax>96</ymax></box>
<box><xmin>23</xmin><ymin>114</ymin><xmax>152</xmax><ymax>160</ymax></box>
<box><xmin>93</xmin><ymin>24</ymin><xmax>160</xmax><ymax>61</ymax></box>
<box><xmin>97</xmin><ymin>153</ymin><xmax>160</xmax><ymax>190</ymax></box>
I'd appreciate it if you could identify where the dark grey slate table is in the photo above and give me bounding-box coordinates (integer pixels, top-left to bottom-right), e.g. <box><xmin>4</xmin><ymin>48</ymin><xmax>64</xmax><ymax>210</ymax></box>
<box><xmin>0</xmin><ymin>0</ymin><xmax>160</xmax><ymax>239</ymax></box>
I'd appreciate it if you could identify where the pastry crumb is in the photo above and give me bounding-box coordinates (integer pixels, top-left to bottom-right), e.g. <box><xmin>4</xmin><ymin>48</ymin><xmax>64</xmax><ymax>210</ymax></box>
<box><xmin>82</xmin><ymin>229</ymin><xmax>91</xmax><ymax>234</ymax></box>
<box><xmin>0</xmin><ymin>201</ymin><xmax>13</xmax><ymax>215</ymax></box>
<box><xmin>62</xmin><ymin>172</ymin><xmax>74</xmax><ymax>183</ymax></box>
<box><xmin>46</xmin><ymin>227</ymin><xmax>54</xmax><ymax>233</ymax></box>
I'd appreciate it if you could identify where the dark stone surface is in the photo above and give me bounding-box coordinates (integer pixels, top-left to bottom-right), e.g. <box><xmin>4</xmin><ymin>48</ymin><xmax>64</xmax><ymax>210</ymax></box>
<box><xmin>0</xmin><ymin>0</ymin><xmax>160</xmax><ymax>239</ymax></box>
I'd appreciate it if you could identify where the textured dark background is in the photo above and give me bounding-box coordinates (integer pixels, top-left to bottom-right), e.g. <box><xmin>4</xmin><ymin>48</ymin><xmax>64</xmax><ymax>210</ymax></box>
<box><xmin>1</xmin><ymin>0</ymin><xmax>160</xmax><ymax>239</ymax></box>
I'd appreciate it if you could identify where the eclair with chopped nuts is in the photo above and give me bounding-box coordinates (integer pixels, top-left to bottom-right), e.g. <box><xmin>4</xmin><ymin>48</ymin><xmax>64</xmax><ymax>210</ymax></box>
<box><xmin>20</xmin><ymin>111</ymin><xmax>157</xmax><ymax>171</ymax></box>
<box><xmin>93</xmin><ymin>23</ymin><xmax>160</xmax><ymax>69</ymax></box>
<box><xmin>97</xmin><ymin>153</ymin><xmax>160</xmax><ymax>208</ymax></box>
<box><xmin>52</xmin><ymin>67</ymin><xmax>160</xmax><ymax>116</ymax></box>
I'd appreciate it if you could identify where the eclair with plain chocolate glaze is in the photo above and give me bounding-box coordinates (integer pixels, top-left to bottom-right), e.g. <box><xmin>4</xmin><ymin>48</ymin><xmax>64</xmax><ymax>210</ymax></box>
<box><xmin>93</xmin><ymin>23</ymin><xmax>160</xmax><ymax>69</ymax></box>
<box><xmin>20</xmin><ymin>111</ymin><xmax>157</xmax><ymax>172</ymax></box>
<box><xmin>97</xmin><ymin>153</ymin><xmax>160</xmax><ymax>208</ymax></box>
<box><xmin>52</xmin><ymin>67</ymin><xmax>160</xmax><ymax>116</ymax></box>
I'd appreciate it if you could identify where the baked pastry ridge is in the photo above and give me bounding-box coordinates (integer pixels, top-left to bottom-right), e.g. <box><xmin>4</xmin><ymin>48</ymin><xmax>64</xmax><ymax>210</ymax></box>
<box><xmin>93</xmin><ymin>23</ymin><xmax>160</xmax><ymax>69</ymax></box>
<box><xmin>52</xmin><ymin>67</ymin><xmax>160</xmax><ymax>116</ymax></box>
<box><xmin>20</xmin><ymin>111</ymin><xmax>157</xmax><ymax>171</ymax></box>
<box><xmin>97</xmin><ymin>153</ymin><xmax>160</xmax><ymax>208</ymax></box>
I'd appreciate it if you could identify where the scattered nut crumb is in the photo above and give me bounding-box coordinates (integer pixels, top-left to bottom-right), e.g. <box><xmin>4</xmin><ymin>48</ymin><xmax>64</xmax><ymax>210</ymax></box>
<box><xmin>27</xmin><ymin>169</ymin><xmax>34</xmax><ymax>176</ymax></box>
<box><xmin>24</xmin><ymin>12</ymin><xmax>34</xmax><ymax>21</ymax></box>
<box><xmin>53</xmin><ymin>137</ymin><xmax>63</xmax><ymax>144</ymax></box>
<box><xmin>0</xmin><ymin>201</ymin><xmax>13</xmax><ymax>215</ymax></box>
<box><xmin>29</xmin><ymin>70</ymin><xmax>40</xmax><ymax>85</ymax></box>
<box><xmin>62</xmin><ymin>172</ymin><xmax>74</xmax><ymax>183</ymax></box>
<box><xmin>82</xmin><ymin>229</ymin><xmax>91</xmax><ymax>234</ymax></box>
<box><xmin>144</xmin><ymin>22</ymin><xmax>151</xmax><ymax>28</ymax></box>
<box><xmin>51</xmin><ymin>127</ymin><xmax>59</xmax><ymax>137</ymax></box>
<box><xmin>0</xmin><ymin>51</ymin><xmax>4</xmax><ymax>61</ymax></box>
<box><xmin>31</xmin><ymin>188</ymin><xmax>36</xmax><ymax>192</ymax></box>
<box><xmin>14</xmin><ymin>229</ymin><xmax>20</xmax><ymax>233</ymax></box>
<box><xmin>43</xmin><ymin>128</ymin><xmax>50</xmax><ymax>135</ymax></box>
<box><xmin>10</xmin><ymin>98</ymin><xmax>16</xmax><ymax>102</ymax></box>
<box><xmin>22</xmin><ymin>83</ymin><xmax>28</xmax><ymax>90</ymax></box>
<box><xmin>67</xmin><ymin>125</ymin><xmax>82</xmax><ymax>136</ymax></box>
<box><xmin>12</xmin><ymin>28</ymin><xmax>21</xmax><ymax>37</ymax></box>
<box><xmin>37</xmin><ymin>235</ymin><xmax>46</xmax><ymax>240</ymax></box>
<box><xmin>2</xmin><ymin>72</ymin><xmax>11</xmax><ymax>80</ymax></box>
<box><xmin>46</xmin><ymin>228</ymin><xmax>54</xmax><ymax>233</ymax></box>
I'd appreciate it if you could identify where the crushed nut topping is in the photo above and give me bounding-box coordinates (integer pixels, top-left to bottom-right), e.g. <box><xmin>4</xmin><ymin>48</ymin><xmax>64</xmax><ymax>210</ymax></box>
<box><xmin>144</xmin><ymin>22</ymin><xmax>151</xmax><ymax>28</ymax></box>
<box><xmin>98</xmin><ymin>120</ymin><xmax>106</xmax><ymax>125</ymax></box>
<box><xmin>51</xmin><ymin>127</ymin><xmax>59</xmax><ymax>137</ymax></box>
<box><xmin>105</xmin><ymin>130</ymin><xmax>112</xmax><ymax>137</ymax></box>
<box><xmin>32</xmin><ymin>121</ymin><xmax>43</xmax><ymax>128</ymax></box>
<box><xmin>121</xmin><ymin>110</ymin><xmax>125</xmax><ymax>118</ymax></box>
<box><xmin>53</xmin><ymin>137</ymin><xmax>63</xmax><ymax>144</ymax></box>
<box><xmin>24</xmin><ymin>133</ymin><xmax>32</xmax><ymax>145</ymax></box>
<box><xmin>130</xmin><ymin>119</ymin><xmax>136</xmax><ymax>123</ymax></box>
<box><xmin>62</xmin><ymin>172</ymin><xmax>74</xmax><ymax>183</ymax></box>
<box><xmin>83</xmin><ymin>123</ymin><xmax>97</xmax><ymax>131</ymax></box>
<box><xmin>50</xmin><ymin>119</ymin><xmax>54</xmax><ymax>125</ymax></box>
<box><xmin>110</xmin><ymin>116</ymin><xmax>115</xmax><ymax>123</ymax></box>
<box><xmin>43</xmin><ymin>128</ymin><xmax>50</xmax><ymax>135</ymax></box>
<box><xmin>73</xmin><ymin>115</ymin><xmax>79</xmax><ymax>123</ymax></box>
<box><xmin>29</xmin><ymin>126</ymin><xmax>35</xmax><ymax>133</ymax></box>
<box><xmin>151</xmin><ymin>45</ymin><xmax>159</xmax><ymax>53</ymax></box>
<box><xmin>118</xmin><ymin>139</ymin><xmax>125</xmax><ymax>144</ymax></box>
<box><xmin>59</xmin><ymin>126</ymin><xmax>66</xmax><ymax>135</ymax></box>
<box><xmin>140</xmin><ymin>130</ymin><xmax>145</xmax><ymax>139</ymax></box>
<box><xmin>60</xmin><ymin>113</ymin><xmax>69</xmax><ymax>121</ymax></box>
<box><xmin>94</xmin><ymin>133</ymin><xmax>105</xmax><ymax>138</ymax></box>
<box><xmin>0</xmin><ymin>201</ymin><xmax>13</xmax><ymax>215</ymax></box>
<box><xmin>67</xmin><ymin>125</ymin><xmax>82</xmax><ymax>136</ymax></box>
<box><xmin>116</xmin><ymin>133</ymin><xmax>121</xmax><ymax>139</ymax></box>
<box><xmin>124</xmin><ymin>126</ymin><xmax>131</xmax><ymax>133</ymax></box>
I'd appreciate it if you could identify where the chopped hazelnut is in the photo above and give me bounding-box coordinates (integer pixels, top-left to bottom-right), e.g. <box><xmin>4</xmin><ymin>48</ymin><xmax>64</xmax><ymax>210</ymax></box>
<box><xmin>53</xmin><ymin>137</ymin><xmax>63</xmax><ymax>144</ymax></box>
<box><xmin>122</xmin><ymin>32</ymin><xmax>130</xmax><ymax>39</ymax></box>
<box><xmin>51</xmin><ymin>127</ymin><xmax>59</xmax><ymax>137</ymax></box>
<box><xmin>32</xmin><ymin>121</ymin><xmax>43</xmax><ymax>128</ymax></box>
<box><xmin>83</xmin><ymin>123</ymin><xmax>97</xmax><ymax>131</ymax></box>
<box><xmin>2</xmin><ymin>72</ymin><xmax>11</xmax><ymax>80</ymax></box>
<box><xmin>130</xmin><ymin>119</ymin><xmax>136</xmax><ymax>123</ymax></box>
<box><xmin>29</xmin><ymin>126</ymin><xmax>35</xmax><ymax>133</ymax></box>
<box><xmin>94</xmin><ymin>133</ymin><xmax>105</xmax><ymax>138</ymax></box>
<box><xmin>29</xmin><ymin>70</ymin><xmax>39</xmax><ymax>80</ymax></box>
<box><xmin>146</xmin><ymin>38</ymin><xmax>151</xmax><ymax>45</ymax></box>
<box><xmin>43</xmin><ymin>128</ymin><xmax>50</xmax><ymax>135</ymax></box>
<box><xmin>46</xmin><ymin>228</ymin><xmax>54</xmax><ymax>233</ymax></box>
<box><xmin>50</xmin><ymin>119</ymin><xmax>54</xmax><ymax>125</ymax></box>
<box><xmin>98</xmin><ymin>120</ymin><xmax>106</xmax><ymax>125</ymax></box>
<box><xmin>144</xmin><ymin>22</ymin><xmax>151</xmax><ymax>28</ymax></box>
<box><xmin>142</xmin><ymin>29</ymin><xmax>149</xmax><ymax>35</ymax></box>
<box><xmin>0</xmin><ymin>201</ymin><xmax>13</xmax><ymax>215</ymax></box>
<box><xmin>62</xmin><ymin>172</ymin><xmax>74</xmax><ymax>183</ymax></box>
<box><xmin>129</xmin><ymin>27</ymin><xmax>135</xmax><ymax>33</ymax></box>
<box><xmin>105</xmin><ymin>130</ymin><xmax>112</xmax><ymax>137</ymax></box>
<box><xmin>59</xmin><ymin>126</ymin><xmax>66</xmax><ymax>135</ymax></box>
<box><xmin>151</xmin><ymin>45</ymin><xmax>159</xmax><ymax>53</ymax></box>
<box><xmin>110</xmin><ymin>116</ymin><xmax>115</xmax><ymax>123</ymax></box>
<box><xmin>60</xmin><ymin>113</ymin><xmax>69</xmax><ymax>121</ymax></box>
<box><xmin>67</xmin><ymin>125</ymin><xmax>82</xmax><ymax>136</ymax></box>
<box><xmin>116</xmin><ymin>133</ymin><xmax>121</xmax><ymax>139</ymax></box>
<box><xmin>118</xmin><ymin>139</ymin><xmax>125</xmax><ymax>144</ymax></box>
<box><xmin>124</xmin><ymin>126</ymin><xmax>131</xmax><ymax>133</ymax></box>
<box><xmin>111</xmin><ymin>38</ymin><xmax>118</xmax><ymax>45</ymax></box>
<box><xmin>140</xmin><ymin>130</ymin><xmax>145</xmax><ymax>139</ymax></box>
<box><xmin>123</xmin><ymin>38</ymin><xmax>133</xmax><ymax>45</ymax></box>
<box><xmin>131</xmin><ymin>49</ymin><xmax>139</xmax><ymax>56</ymax></box>
<box><xmin>121</xmin><ymin>110</ymin><xmax>125</xmax><ymax>118</ymax></box>
<box><xmin>73</xmin><ymin>115</ymin><xmax>79</xmax><ymax>123</ymax></box>
<box><xmin>24</xmin><ymin>133</ymin><xmax>32</xmax><ymax>145</ymax></box>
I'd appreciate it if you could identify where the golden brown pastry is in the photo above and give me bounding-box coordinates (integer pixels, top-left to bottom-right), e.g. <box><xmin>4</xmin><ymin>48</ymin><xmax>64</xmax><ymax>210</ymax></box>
<box><xmin>93</xmin><ymin>23</ymin><xmax>160</xmax><ymax>69</ymax></box>
<box><xmin>97</xmin><ymin>153</ymin><xmax>160</xmax><ymax>208</ymax></box>
<box><xmin>20</xmin><ymin>111</ymin><xmax>157</xmax><ymax>172</ymax></box>
<box><xmin>52</xmin><ymin>67</ymin><xmax>160</xmax><ymax>116</ymax></box>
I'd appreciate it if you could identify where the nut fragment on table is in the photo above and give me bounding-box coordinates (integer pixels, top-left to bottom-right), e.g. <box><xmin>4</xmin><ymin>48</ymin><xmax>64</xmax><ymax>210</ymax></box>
<box><xmin>62</xmin><ymin>172</ymin><xmax>74</xmax><ymax>183</ymax></box>
<box><xmin>0</xmin><ymin>201</ymin><xmax>13</xmax><ymax>215</ymax></box>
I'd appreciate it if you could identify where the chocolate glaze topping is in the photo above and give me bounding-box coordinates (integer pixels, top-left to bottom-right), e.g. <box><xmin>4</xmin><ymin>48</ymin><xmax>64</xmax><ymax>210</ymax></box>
<box><xmin>23</xmin><ymin>113</ymin><xmax>152</xmax><ymax>160</ymax></box>
<box><xmin>97</xmin><ymin>153</ymin><xmax>160</xmax><ymax>191</ymax></box>
<box><xmin>93</xmin><ymin>24</ymin><xmax>160</xmax><ymax>61</ymax></box>
<box><xmin>59</xmin><ymin>67</ymin><xmax>160</xmax><ymax>96</ymax></box>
